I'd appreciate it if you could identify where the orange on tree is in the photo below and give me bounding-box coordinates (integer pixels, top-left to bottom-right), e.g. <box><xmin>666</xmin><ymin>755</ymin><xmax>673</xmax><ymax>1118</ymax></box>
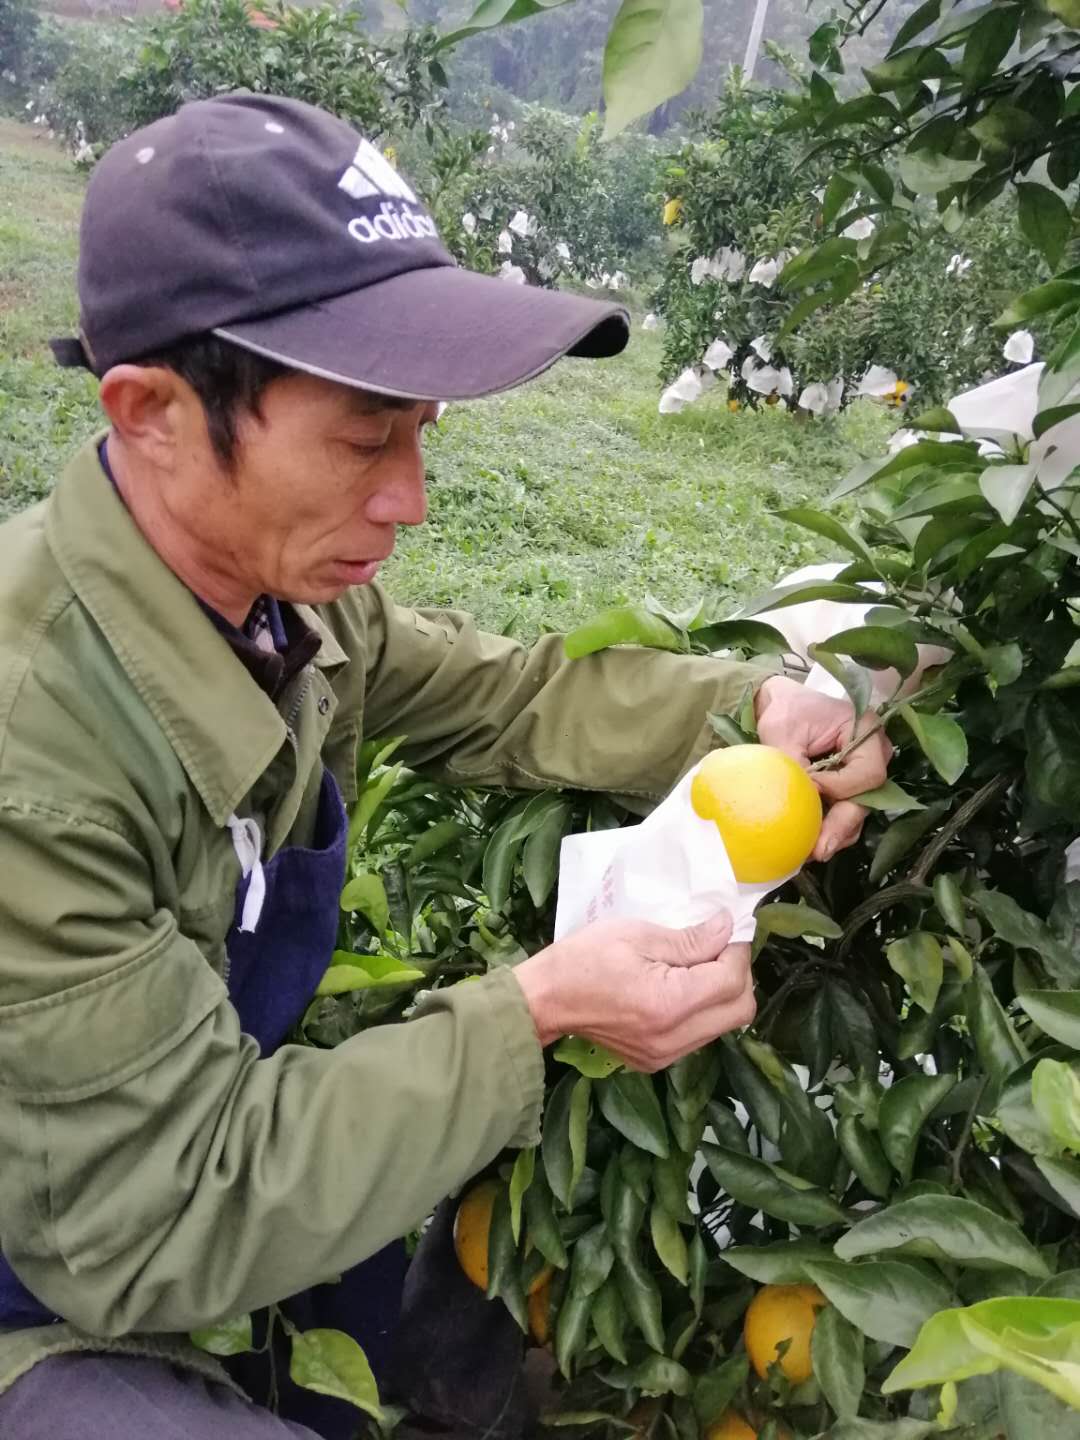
<box><xmin>453</xmin><ymin>1178</ymin><xmax>500</xmax><ymax>1290</ymax></box>
<box><xmin>704</xmin><ymin>1411</ymin><xmax>758</xmax><ymax>1440</ymax></box>
<box><xmin>690</xmin><ymin>745</ymin><xmax>823</xmax><ymax>883</ymax></box>
<box><xmin>743</xmin><ymin>1283</ymin><xmax>827</xmax><ymax>1384</ymax></box>
<box><xmin>526</xmin><ymin>1266</ymin><xmax>553</xmax><ymax>1345</ymax></box>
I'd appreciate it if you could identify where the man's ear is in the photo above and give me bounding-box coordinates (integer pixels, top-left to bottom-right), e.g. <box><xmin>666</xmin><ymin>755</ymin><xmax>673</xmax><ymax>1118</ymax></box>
<box><xmin>99</xmin><ymin>364</ymin><xmax>191</xmax><ymax>473</ymax></box>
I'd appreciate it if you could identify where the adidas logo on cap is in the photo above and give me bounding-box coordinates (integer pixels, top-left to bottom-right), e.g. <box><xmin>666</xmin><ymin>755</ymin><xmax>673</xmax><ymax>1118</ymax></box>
<box><xmin>338</xmin><ymin>138</ymin><xmax>438</xmax><ymax>245</ymax></box>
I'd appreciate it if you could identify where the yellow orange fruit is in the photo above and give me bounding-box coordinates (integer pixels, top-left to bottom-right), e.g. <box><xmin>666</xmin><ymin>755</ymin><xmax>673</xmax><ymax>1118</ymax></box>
<box><xmin>743</xmin><ymin>1283</ymin><xmax>827</xmax><ymax>1384</ymax></box>
<box><xmin>691</xmin><ymin>745</ymin><xmax>823</xmax><ymax>883</ymax></box>
<box><xmin>527</xmin><ymin>1269</ymin><xmax>552</xmax><ymax>1345</ymax></box>
<box><xmin>663</xmin><ymin>197</ymin><xmax>684</xmax><ymax>226</ymax></box>
<box><xmin>453</xmin><ymin>1179</ymin><xmax>500</xmax><ymax>1291</ymax></box>
<box><xmin>704</xmin><ymin>1412</ymin><xmax>757</xmax><ymax>1440</ymax></box>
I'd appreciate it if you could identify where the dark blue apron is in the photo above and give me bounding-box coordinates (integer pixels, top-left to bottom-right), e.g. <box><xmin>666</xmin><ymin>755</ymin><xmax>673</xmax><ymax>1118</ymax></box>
<box><xmin>0</xmin><ymin>766</ymin><xmax>408</xmax><ymax>1440</ymax></box>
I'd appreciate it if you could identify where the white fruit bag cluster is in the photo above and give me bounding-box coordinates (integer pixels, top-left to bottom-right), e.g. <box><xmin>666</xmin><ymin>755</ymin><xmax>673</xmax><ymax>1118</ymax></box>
<box><xmin>553</xmin><ymin>766</ymin><xmax>794</xmax><ymax>944</ymax></box>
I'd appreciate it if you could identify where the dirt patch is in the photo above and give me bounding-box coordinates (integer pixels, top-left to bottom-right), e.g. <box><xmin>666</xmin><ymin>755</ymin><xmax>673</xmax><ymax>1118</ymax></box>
<box><xmin>0</xmin><ymin>280</ymin><xmax>30</xmax><ymax>316</ymax></box>
<box><xmin>0</xmin><ymin>118</ymin><xmax>66</xmax><ymax>159</ymax></box>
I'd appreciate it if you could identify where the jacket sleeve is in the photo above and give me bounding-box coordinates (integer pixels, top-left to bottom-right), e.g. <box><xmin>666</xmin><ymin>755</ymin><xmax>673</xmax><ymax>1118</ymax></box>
<box><xmin>357</xmin><ymin>584</ymin><xmax>774</xmax><ymax>805</ymax></box>
<box><xmin>0</xmin><ymin>795</ymin><xmax>543</xmax><ymax>1337</ymax></box>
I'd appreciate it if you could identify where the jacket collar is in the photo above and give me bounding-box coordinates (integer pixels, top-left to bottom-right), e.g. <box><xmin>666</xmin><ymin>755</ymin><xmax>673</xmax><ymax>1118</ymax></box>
<box><xmin>46</xmin><ymin>437</ymin><xmax>349</xmax><ymax>825</ymax></box>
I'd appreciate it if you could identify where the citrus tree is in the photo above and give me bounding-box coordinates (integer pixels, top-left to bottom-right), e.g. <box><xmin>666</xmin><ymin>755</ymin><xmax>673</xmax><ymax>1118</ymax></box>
<box><xmin>306</xmin><ymin>267</ymin><xmax>1080</xmax><ymax>1437</ymax></box>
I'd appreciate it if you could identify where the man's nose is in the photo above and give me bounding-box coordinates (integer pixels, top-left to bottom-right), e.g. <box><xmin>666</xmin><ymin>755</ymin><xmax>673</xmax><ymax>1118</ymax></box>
<box><xmin>367</xmin><ymin>450</ymin><xmax>428</xmax><ymax>528</ymax></box>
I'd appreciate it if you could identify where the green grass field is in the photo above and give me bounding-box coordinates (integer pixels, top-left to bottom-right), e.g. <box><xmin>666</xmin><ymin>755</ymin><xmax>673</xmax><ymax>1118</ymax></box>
<box><xmin>0</xmin><ymin>117</ymin><xmax>891</xmax><ymax>639</ymax></box>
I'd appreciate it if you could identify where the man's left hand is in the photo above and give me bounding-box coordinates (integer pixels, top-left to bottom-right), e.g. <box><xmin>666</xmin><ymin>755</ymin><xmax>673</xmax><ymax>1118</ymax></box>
<box><xmin>753</xmin><ymin>674</ymin><xmax>892</xmax><ymax>863</ymax></box>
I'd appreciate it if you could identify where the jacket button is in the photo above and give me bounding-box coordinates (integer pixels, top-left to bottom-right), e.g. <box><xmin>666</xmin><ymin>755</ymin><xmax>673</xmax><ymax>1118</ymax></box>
<box><xmin>317</xmin><ymin>695</ymin><xmax>331</xmax><ymax>715</ymax></box>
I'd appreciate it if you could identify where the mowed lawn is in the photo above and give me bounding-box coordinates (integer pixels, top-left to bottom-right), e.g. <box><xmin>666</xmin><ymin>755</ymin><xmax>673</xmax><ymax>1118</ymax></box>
<box><xmin>0</xmin><ymin>118</ymin><xmax>891</xmax><ymax>639</ymax></box>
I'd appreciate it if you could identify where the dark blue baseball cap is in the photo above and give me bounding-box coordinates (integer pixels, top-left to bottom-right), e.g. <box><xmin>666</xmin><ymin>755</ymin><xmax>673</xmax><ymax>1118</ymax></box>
<box><xmin>51</xmin><ymin>92</ymin><xmax>630</xmax><ymax>400</ymax></box>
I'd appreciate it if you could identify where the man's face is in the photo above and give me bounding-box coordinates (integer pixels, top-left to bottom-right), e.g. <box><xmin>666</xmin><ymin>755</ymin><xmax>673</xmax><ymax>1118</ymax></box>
<box><xmin>173</xmin><ymin>372</ymin><xmax>437</xmax><ymax>606</ymax></box>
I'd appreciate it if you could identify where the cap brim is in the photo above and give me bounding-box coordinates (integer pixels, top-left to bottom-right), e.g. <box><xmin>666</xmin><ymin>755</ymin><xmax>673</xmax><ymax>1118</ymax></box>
<box><xmin>212</xmin><ymin>265</ymin><xmax>630</xmax><ymax>402</ymax></box>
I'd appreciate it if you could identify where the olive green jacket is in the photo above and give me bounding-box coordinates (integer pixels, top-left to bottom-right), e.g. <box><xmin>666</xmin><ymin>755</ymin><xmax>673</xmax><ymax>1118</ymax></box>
<box><xmin>0</xmin><ymin>438</ymin><xmax>766</xmax><ymax>1393</ymax></box>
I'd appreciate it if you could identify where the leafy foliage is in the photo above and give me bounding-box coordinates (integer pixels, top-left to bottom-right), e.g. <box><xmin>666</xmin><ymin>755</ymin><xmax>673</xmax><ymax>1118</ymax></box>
<box><xmin>655</xmin><ymin>80</ymin><xmax>1048</xmax><ymax>411</ymax></box>
<box><xmin>296</xmin><ymin>258</ymin><xmax>1080</xmax><ymax>1435</ymax></box>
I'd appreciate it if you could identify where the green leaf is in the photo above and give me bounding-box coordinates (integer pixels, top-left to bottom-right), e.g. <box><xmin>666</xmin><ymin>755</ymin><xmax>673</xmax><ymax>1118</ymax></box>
<box><xmin>289</xmin><ymin>1328</ymin><xmax>383</xmax><ymax>1420</ymax></box>
<box><xmin>597</xmin><ymin>1072</ymin><xmax>669</xmax><ymax>1158</ymax></box>
<box><xmin>775</xmin><ymin>507</ymin><xmax>872</xmax><ymax>561</ymax></box>
<box><xmin>933</xmin><ymin>873</ymin><xmax>967</xmax><ymax>933</ymax></box>
<box><xmin>438</xmin><ymin>0</ymin><xmax>573</xmax><ymax>49</ymax></box>
<box><xmin>812</xmin><ymin>1303</ymin><xmax>865</xmax><ymax>1419</ymax></box>
<box><xmin>702</xmin><ymin>1144</ymin><xmax>848</xmax><ymax>1227</ymax></box>
<box><xmin>806</xmin><ymin>1259</ymin><xmax>954</xmax><ymax>1348</ymax></box>
<box><xmin>317</xmin><ymin>951</ymin><xmax>424</xmax><ymax>995</ymax></box>
<box><xmin>852</xmin><ymin>780</ymin><xmax>925</xmax><ymax>815</ymax></box>
<box><xmin>721</xmin><ymin>1239</ymin><xmax>834</xmax><ymax>1285</ymax></box>
<box><xmin>339</xmin><ymin>871</ymin><xmax>389</xmax><ymax>931</ymax></box>
<box><xmin>1033</xmin><ymin>1058</ymin><xmax>1080</xmax><ymax>1152</ymax></box>
<box><xmin>1017</xmin><ymin>183</ymin><xmax>1074</xmax><ymax>269</ymax></box>
<box><xmin>571</xmin><ymin>1222</ymin><xmax>616</xmax><ymax>1297</ymax></box>
<box><xmin>509</xmin><ymin>1147</ymin><xmax>535</xmax><ymax>1245</ymax></box>
<box><xmin>808</xmin><ymin>646</ymin><xmax>873</xmax><ymax>719</ymax></box>
<box><xmin>879</xmin><ymin>1072</ymin><xmax>956</xmax><ymax>1183</ymax></box>
<box><xmin>908</xmin><ymin>406</ymin><xmax>962</xmax><ymax>433</ymax></box>
<box><xmin>837</xmin><ymin>1116</ymin><xmax>894</xmax><ymax>1199</ymax></box>
<box><xmin>887</xmin><ymin>933</ymin><xmax>945</xmax><ymax>1013</ymax></box>
<box><xmin>870</xmin><ymin>802</ymin><xmax>949</xmax><ymax>883</ymax></box>
<box><xmin>564</xmin><ymin>605</ymin><xmax>686</xmax><ymax>660</ymax></box>
<box><xmin>690</xmin><ymin>619</ymin><xmax>792</xmax><ymax>656</ymax></box>
<box><xmin>543</xmin><ymin>1073</ymin><xmax>592</xmax><ymax>1209</ymax></box>
<box><xmin>1035</xmin><ymin>1155</ymin><xmax>1080</xmax><ymax>1220</ymax></box>
<box><xmin>347</xmin><ymin>761</ymin><xmax>402</xmax><ymax>849</ymax></box>
<box><xmin>1018</xmin><ymin>989</ymin><xmax>1080</xmax><ymax>1048</ymax></box>
<box><xmin>487</xmin><ymin>1185</ymin><xmax>529</xmax><ymax>1331</ymax></box>
<box><xmin>817</xmin><ymin>625</ymin><xmax>919</xmax><ymax>677</ymax></box>
<box><xmin>899</xmin><ymin>149</ymin><xmax>983</xmax><ymax>194</ymax></box>
<box><xmin>692</xmin><ymin>1353</ymin><xmax>750</xmax><ymax>1426</ymax></box>
<box><xmin>523</xmin><ymin>799</ymin><xmax>572</xmax><ymax>908</ymax></box>
<box><xmin>996</xmin><ymin>279</ymin><xmax>1080</xmax><ymax>329</ymax></box>
<box><xmin>555</xmin><ymin>1279</ymin><xmax>594</xmax><ymax>1379</ymax></box>
<box><xmin>884</xmin><ymin>1297</ymin><xmax>1080</xmax><ymax>1410</ymax></box>
<box><xmin>554</xmin><ymin>1036</ymin><xmax>625</xmax><ymax>1079</ymax></box>
<box><xmin>981</xmin><ymin>463</ymin><xmax>1037</xmax><ymax>526</ymax></box>
<box><xmin>525</xmin><ymin>1171</ymin><xmax>568</xmax><ymax>1269</ymax></box>
<box><xmin>1027</xmin><ymin>695</ymin><xmax>1080</xmax><ymax>817</ymax></box>
<box><xmin>834</xmin><ymin>1195</ymin><xmax>1051</xmax><ymax>1277</ymax></box>
<box><xmin>604</xmin><ymin>1353</ymin><xmax>692</xmax><ymax>1396</ymax></box>
<box><xmin>966</xmin><ymin>963</ymin><xmax>1028</xmax><ymax>1094</ymax></box>
<box><xmin>901</xmin><ymin>706</ymin><xmax>969</xmax><ymax>783</ymax></box>
<box><xmin>740</xmin><ymin>579</ymin><xmax>876</xmax><ymax>618</ymax></box>
<box><xmin>190</xmin><ymin>1313</ymin><xmax>254</xmax><ymax>1356</ymax></box>
<box><xmin>961</xmin><ymin>5</ymin><xmax>1020</xmax><ymax>87</ymax></box>
<box><xmin>592</xmin><ymin>1278</ymin><xmax>629</xmax><ymax>1364</ymax></box>
<box><xmin>601</xmin><ymin>0</ymin><xmax>703</xmax><ymax>138</ymax></box>
<box><xmin>720</xmin><ymin>1037</ymin><xmax>781</xmax><ymax>1143</ymax></box>
<box><xmin>752</xmin><ymin>902</ymin><xmax>842</xmax><ymax>960</ymax></box>
<box><xmin>405</xmin><ymin>819</ymin><xmax>469</xmax><ymax>866</ymax></box>
<box><xmin>614</xmin><ymin>1254</ymin><xmax>666</xmax><ymax>1351</ymax></box>
<box><xmin>974</xmin><ymin>886</ymin><xmax>1080</xmax><ymax>986</ymax></box>
<box><xmin>650</xmin><ymin>1205</ymin><xmax>689</xmax><ymax>1285</ymax></box>
<box><xmin>708</xmin><ymin>711</ymin><xmax>753</xmax><ymax>747</ymax></box>
<box><xmin>888</xmin><ymin>0</ymin><xmax>942</xmax><ymax>53</ymax></box>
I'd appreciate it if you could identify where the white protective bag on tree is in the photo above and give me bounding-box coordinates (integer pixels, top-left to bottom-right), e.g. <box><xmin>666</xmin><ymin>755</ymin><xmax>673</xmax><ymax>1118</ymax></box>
<box><xmin>553</xmin><ymin>564</ymin><xmax>950</xmax><ymax>943</ymax></box>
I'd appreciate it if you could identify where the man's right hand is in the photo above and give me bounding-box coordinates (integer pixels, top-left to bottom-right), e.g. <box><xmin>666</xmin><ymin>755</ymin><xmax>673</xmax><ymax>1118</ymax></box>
<box><xmin>512</xmin><ymin>912</ymin><xmax>755</xmax><ymax>1072</ymax></box>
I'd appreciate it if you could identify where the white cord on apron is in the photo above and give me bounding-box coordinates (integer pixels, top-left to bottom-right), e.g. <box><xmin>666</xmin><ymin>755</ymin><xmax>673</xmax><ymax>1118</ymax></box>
<box><xmin>226</xmin><ymin>813</ymin><xmax>266</xmax><ymax>934</ymax></box>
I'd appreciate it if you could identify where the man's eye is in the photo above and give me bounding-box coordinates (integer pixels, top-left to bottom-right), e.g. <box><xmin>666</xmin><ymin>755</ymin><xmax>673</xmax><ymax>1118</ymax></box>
<box><xmin>348</xmin><ymin>440</ymin><xmax>385</xmax><ymax>456</ymax></box>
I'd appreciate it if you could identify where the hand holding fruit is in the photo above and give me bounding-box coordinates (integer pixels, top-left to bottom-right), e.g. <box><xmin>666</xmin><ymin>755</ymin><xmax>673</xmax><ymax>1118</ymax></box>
<box><xmin>513</xmin><ymin>912</ymin><xmax>754</xmax><ymax>1069</ymax></box>
<box><xmin>753</xmin><ymin>674</ymin><xmax>892</xmax><ymax>861</ymax></box>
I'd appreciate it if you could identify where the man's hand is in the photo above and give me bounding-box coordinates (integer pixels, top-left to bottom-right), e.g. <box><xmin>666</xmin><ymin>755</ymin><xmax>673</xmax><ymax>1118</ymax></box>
<box><xmin>513</xmin><ymin>912</ymin><xmax>754</xmax><ymax>1071</ymax></box>
<box><xmin>754</xmin><ymin>674</ymin><xmax>891</xmax><ymax>861</ymax></box>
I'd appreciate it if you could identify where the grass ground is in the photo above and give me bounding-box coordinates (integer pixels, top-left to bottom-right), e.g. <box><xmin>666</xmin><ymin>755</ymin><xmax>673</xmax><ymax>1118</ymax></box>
<box><xmin>0</xmin><ymin>118</ymin><xmax>892</xmax><ymax>639</ymax></box>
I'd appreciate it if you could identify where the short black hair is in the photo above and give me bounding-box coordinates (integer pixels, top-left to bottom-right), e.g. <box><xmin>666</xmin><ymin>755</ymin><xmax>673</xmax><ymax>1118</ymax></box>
<box><xmin>133</xmin><ymin>334</ymin><xmax>290</xmax><ymax>468</ymax></box>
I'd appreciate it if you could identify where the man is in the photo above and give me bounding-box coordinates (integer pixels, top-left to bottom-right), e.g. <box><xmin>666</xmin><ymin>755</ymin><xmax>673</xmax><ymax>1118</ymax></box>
<box><xmin>0</xmin><ymin>94</ymin><xmax>888</xmax><ymax>1438</ymax></box>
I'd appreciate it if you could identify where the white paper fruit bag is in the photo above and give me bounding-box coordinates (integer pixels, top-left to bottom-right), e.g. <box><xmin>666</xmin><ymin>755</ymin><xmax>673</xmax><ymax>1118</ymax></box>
<box><xmin>553</xmin><ymin>763</ymin><xmax>794</xmax><ymax>944</ymax></box>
